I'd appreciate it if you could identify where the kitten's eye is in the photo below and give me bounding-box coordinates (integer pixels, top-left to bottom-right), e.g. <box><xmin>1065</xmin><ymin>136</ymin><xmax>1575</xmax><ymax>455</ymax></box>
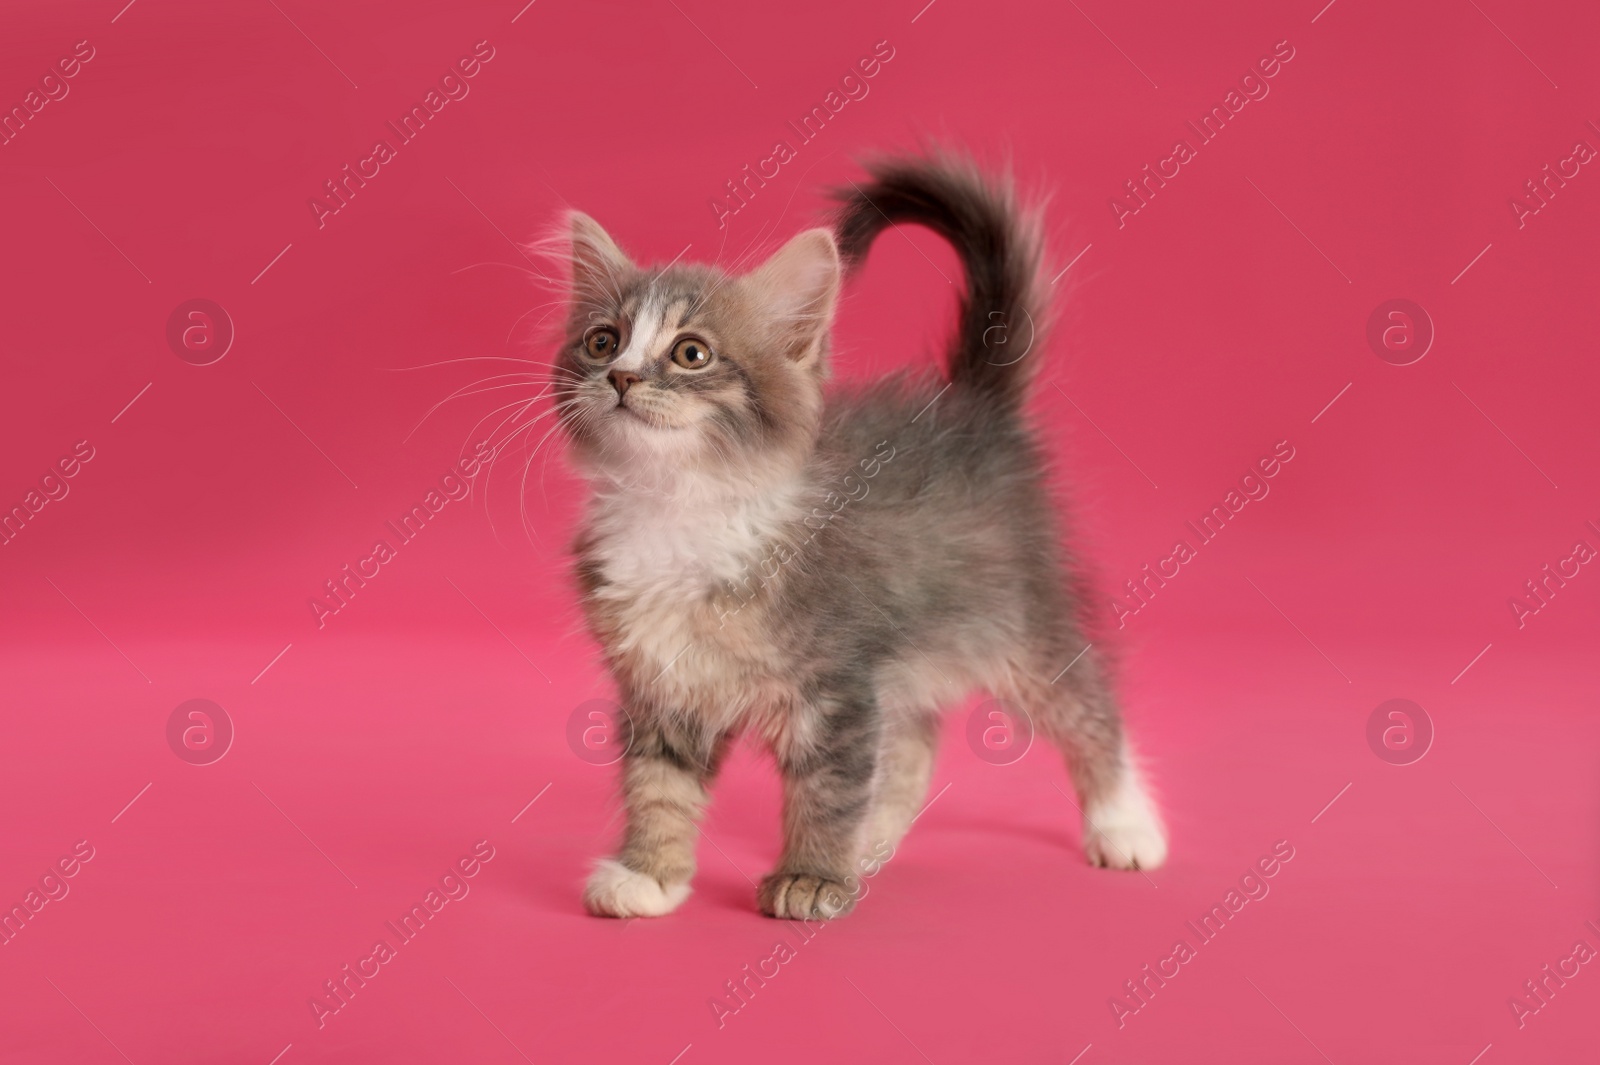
<box><xmin>671</xmin><ymin>337</ymin><xmax>713</xmax><ymax>369</ymax></box>
<box><xmin>583</xmin><ymin>327</ymin><xmax>621</xmax><ymax>361</ymax></box>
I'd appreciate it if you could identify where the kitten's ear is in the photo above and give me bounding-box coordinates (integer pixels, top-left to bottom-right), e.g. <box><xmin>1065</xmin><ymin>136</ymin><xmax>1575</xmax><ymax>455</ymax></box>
<box><xmin>567</xmin><ymin>211</ymin><xmax>632</xmax><ymax>304</ymax></box>
<box><xmin>747</xmin><ymin>228</ymin><xmax>841</xmax><ymax>361</ymax></box>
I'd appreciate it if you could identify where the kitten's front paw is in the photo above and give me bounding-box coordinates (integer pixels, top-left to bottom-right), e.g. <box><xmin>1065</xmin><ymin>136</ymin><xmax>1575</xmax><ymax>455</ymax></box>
<box><xmin>757</xmin><ymin>872</ymin><xmax>857</xmax><ymax>920</ymax></box>
<box><xmin>584</xmin><ymin>859</ymin><xmax>691</xmax><ymax>918</ymax></box>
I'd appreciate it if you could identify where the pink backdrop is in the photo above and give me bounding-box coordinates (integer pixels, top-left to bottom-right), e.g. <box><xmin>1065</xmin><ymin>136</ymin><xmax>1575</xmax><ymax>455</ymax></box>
<box><xmin>2</xmin><ymin>0</ymin><xmax>1597</xmax><ymax>1062</ymax></box>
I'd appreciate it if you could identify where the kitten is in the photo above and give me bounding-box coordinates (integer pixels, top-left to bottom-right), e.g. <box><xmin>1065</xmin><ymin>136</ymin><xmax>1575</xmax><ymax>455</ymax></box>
<box><xmin>552</xmin><ymin>153</ymin><xmax>1167</xmax><ymax>920</ymax></box>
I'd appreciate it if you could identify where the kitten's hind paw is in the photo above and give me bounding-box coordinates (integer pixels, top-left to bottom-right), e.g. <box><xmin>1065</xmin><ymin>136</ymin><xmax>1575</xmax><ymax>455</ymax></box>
<box><xmin>757</xmin><ymin>872</ymin><xmax>857</xmax><ymax>920</ymax></box>
<box><xmin>1083</xmin><ymin>774</ymin><xmax>1168</xmax><ymax>871</ymax></box>
<box><xmin>1084</xmin><ymin>818</ymin><xmax>1168</xmax><ymax>871</ymax></box>
<box><xmin>583</xmin><ymin>859</ymin><xmax>691</xmax><ymax>917</ymax></box>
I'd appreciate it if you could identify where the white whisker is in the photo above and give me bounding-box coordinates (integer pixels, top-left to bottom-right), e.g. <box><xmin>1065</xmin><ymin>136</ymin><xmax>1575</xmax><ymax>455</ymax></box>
<box><xmin>405</xmin><ymin>380</ymin><xmax>557</xmax><ymax>443</ymax></box>
<box><xmin>390</xmin><ymin>355</ymin><xmax>548</xmax><ymax>371</ymax></box>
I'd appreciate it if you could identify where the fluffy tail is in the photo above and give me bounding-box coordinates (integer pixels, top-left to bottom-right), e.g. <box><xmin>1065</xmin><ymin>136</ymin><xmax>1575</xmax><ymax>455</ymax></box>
<box><xmin>833</xmin><ymin>154</ymin><xmax>1048</xmax><ymax>408</ymax></box>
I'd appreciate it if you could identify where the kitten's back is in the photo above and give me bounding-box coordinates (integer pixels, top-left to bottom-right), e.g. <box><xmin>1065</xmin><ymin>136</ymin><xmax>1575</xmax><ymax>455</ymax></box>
<box><xmin>785</xmin><ymin>156</ymin><xmax>1078</xmax><ymax>677</ymax></box>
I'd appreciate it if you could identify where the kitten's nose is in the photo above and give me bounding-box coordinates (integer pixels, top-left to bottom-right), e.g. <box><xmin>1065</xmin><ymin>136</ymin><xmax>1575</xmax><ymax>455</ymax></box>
<box><xmin>607</xmin><ymin>370</ymin><xmax>640</xmax><ymax>399</ymax></box>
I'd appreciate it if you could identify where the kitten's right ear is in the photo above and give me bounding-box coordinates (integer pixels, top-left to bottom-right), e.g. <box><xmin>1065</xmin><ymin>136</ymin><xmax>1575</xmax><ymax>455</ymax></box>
<box><xmin>567</xmin><ymin>211</ymin><xmax>632</xmax><ymax>305</ymax></box>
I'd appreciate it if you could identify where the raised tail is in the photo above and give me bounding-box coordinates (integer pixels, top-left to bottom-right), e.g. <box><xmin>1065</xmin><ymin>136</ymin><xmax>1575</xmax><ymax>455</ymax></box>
<box><xmin>833</xmin><ymin>153</ymin><xmax>1048</xmax><ymax>408</ymax></box>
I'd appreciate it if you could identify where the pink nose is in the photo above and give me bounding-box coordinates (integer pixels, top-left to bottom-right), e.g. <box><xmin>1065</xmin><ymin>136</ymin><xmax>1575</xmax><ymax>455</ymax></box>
<box><xmin>608</xmin><ymin>370</ymin><xmax>640</xmax><ymax>399</ymax></box>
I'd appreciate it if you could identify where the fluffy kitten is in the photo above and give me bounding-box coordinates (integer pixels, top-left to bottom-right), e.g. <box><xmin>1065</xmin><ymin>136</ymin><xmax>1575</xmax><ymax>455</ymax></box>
<box><xmin>553</xmin><ymin>154</ymin><xmax>1167</xmax><ymax>920</ymax></box>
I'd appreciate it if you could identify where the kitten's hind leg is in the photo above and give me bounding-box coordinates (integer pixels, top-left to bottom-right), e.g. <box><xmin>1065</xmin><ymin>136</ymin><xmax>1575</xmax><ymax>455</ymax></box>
<box><xmin>584</xmin><ymin>717</ymin><xmax>727</xmax><ymax>918</ymax></box>
<box><xmin>1012</xmin><ymin>649</ymin><xmax>1168</xmax><ymax>871</ymax></box>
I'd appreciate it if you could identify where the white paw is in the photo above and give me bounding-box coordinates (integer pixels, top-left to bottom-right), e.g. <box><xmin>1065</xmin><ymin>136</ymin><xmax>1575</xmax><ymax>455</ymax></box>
<box><xmin>1084</xmin><ymin>772</ymin><xmax>1168</xmax><ymax>871</ymax></box>
<box><xmin>583</xmin><ymin>859</ymin><xmax>691</xmax><ymax>918</ymax></box>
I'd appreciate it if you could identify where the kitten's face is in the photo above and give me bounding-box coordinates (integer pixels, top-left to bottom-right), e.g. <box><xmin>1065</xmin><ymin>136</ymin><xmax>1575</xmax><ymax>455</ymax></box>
<box><xmin>554</xmin><ymin>215</ymin><xmax>840</xmax><ymax>488</ymax></box>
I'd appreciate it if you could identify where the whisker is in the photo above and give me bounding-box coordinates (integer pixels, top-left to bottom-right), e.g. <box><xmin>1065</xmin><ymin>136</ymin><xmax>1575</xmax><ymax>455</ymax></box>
<box><xmin>449</xmin><ymin>260</ymin><xmax>560</xmax><ymax>285</ymax></box>
<box><xmin>405</xmin><ymin>366</ymin><xmax>582</xmax><ymax>440</ymax></box>
<box><xmin>390</xmin><ymin>355</ymin><xmax>550</xmax><ymax>372</ymax></box>
<box><xmin>461</xmin><ymin>396</ymin><xmax>544</xmax><ymax>459</ymax></box>
<box><xmin>405</xmin><ymin>380</ymin><xmax>560</xmax><ymax>443</ymax></box>
<box><xmin>505</xmin><ymin>298</ymin><xmax>571</xmax><ymax>344</ymax></box>
<box><xmin>521</xmin><ymin>405</ymin><xmax>593</xmax><ymax>542</ymax></box>
<box><xmin>481</xmin><ymin>398</ymin><xmax>585</xmax><ymax>544</ymax></box>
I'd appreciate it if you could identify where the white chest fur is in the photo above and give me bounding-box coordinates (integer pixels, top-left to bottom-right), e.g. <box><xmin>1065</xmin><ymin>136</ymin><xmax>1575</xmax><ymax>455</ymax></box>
<box><xmin>582</xmin><ymin>480</ymin><xmax>803</xmax><ymax>713</ymax></box>
<box><xmin>586</xmin><ymin>483</ymin><xmax>799</xmax><ymax>600</ymax></box>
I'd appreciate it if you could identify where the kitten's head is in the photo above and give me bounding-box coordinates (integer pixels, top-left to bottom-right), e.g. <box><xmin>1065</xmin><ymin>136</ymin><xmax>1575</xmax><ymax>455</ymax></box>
<box><xmin>553</xmin><ymin>213</ymin><xmax>840</xmax><ymax>492</ymax></box>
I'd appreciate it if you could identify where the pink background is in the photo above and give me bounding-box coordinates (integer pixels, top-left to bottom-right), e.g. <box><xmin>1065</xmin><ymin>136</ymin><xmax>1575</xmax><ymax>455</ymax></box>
<box><xmin>2</xmin><ymin>0</ymin><xmax>1597</xmax><ymax>1062</ymax></box>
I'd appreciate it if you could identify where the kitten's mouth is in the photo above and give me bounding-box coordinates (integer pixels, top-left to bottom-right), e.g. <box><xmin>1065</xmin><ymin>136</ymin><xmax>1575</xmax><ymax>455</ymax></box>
<box><xmin>614</xmin><ymin>402</ymin><xmax>673</xmax><ymax>429</ymax></box>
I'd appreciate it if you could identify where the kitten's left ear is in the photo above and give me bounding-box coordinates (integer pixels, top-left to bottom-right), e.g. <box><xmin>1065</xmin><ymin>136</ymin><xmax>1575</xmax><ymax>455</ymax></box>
<box><xmin>567</xmin><ymin>211</ymin><xmax>633</xmax><ymax>306</ymax></box>
<box><xmin>747</xmin><ymin>228</ymin><xmax>841</xmax><ymax>361</ymax></box>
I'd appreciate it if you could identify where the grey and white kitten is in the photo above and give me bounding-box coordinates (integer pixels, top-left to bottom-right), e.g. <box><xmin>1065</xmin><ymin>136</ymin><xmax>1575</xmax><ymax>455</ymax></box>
<box><xmin>553</xmin><ymin>154</ymin><xmax>1167</xmax><ymax>920</ymax></box>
